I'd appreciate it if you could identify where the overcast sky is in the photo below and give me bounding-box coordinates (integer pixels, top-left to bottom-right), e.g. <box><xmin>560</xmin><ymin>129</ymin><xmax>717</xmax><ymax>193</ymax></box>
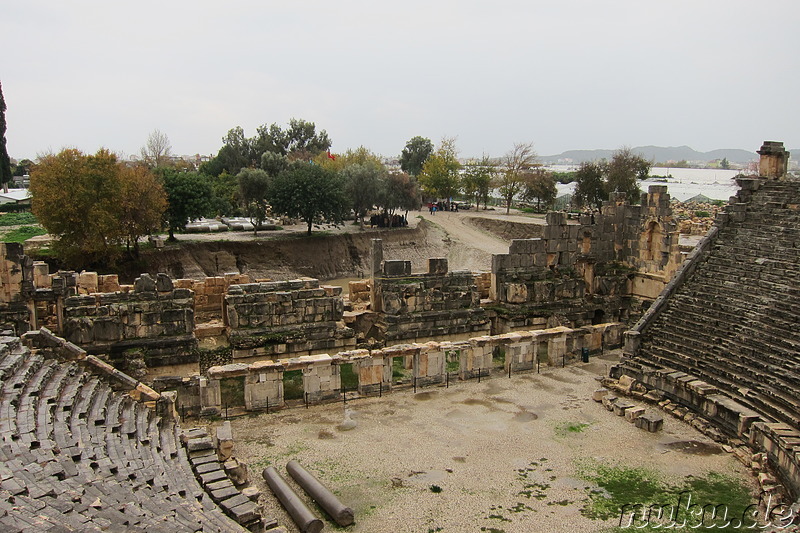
<box><xmin>2</xmin><ymin>1</ymin><xmax>798</xmax><ymax>160</ymax></box>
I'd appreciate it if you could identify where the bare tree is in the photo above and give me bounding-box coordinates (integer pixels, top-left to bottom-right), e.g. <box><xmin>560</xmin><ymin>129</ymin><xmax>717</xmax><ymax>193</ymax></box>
<box><xmin>140</xmin><ymin>129</ymin><xmax>172</xmax><ymax>168</ymax></box>
<box><xmin>498</xmin><ymin>142</ymin><xmax>539</xmax><ymax>214</ymax></box>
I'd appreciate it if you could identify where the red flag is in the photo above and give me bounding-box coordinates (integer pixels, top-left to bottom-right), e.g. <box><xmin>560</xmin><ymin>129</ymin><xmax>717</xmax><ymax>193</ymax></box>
<box><xmin>327</xmin><ymin>150</ymin><xmax>336</xmax><ymax>161</ymax></box>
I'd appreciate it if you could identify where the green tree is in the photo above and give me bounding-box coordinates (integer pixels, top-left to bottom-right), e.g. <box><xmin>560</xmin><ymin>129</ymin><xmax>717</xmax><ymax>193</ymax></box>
<box><xmin>399</xmin><ymin>136</ymin><xmax>433</xmax><ymax>177</ymax></box>
<box><xmin>254</xmin><ymin>118</ymin><xmax>331</xmax><ymax>160</ymax></box>
<box><xmin>606</xmin><ymin>147</ymin><xmax>650</xmax><ymax>202</ymax></box>
<box><xmin>523</xmin><ymin>169</ymin><xmax>557</xmax><ymax>211</ymax></box>
<box><xmin>380</xmin><ymin>171</ymin><xmax>421</xmax><ymax>217</ymax></box>
<box><xmin>260</xmin><ymin>151</ymin><xmax>289</xmax><ymax>176</ymax></box>
<box><xmin>0</xmin><ymin>82</ymin><xmax>12</xmax><ymax>194</ymax></box>
<box><xmin>462</xmin><ymin>156</ymin><xmax>496</xmax><ymax>209</ymax></box>
<box><xmin>720</xmin><ymin>157</ymin><xmax>730</xmax><ymax>170</ymax></box>
<box><xmin>237</xmin><ymin>168</ymin><xmax>271</xmax><ymax>235</ymax></box>
<box><xmin>573</xmin><ymin>161</ymin><xmax>608</xmax><ymax>210</ymax></box>
<box><xmin>13</xmin><ymin>158</ymin><xmax>34</xmax><ymax>177</ymax></box>
<box><xmin>269</xmin><ymin>163</ymin><xmax>348</xmax><ymax>236</ymax></box>
<box><xmin>499</xmin><ymin>142</ymin><xmax>539</xmax><ymax>214</ymax></box>
<box><xmin>209</xmin><ymin>171</ymin><xmax>240</xmax><ymax>217</ymax></box>
<box><xmin>160</xmin><ymin>169</ymin><xmax>214</xmax><ymax>240</ymax></box>
<box><xmin>418</xmin><ymin>137</ymin><xmax>461</xmax><ymax>204</ymax></box>
<box><xmin>31</xmin><ymin>149</ymin><xmax>166</xmax><ymax>265</ymax></box>
<box><xmin>201</xmin><ymin>126</ymin><xmax>255</xmax><ymax>177</ymax></box>
<box><xmin>342</xmin><ymin>161</ymin><xmax>385</xmax><ymax>229</ymax></box>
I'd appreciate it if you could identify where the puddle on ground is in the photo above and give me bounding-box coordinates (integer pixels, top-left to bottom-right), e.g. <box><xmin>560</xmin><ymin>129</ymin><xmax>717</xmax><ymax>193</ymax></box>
<box><xmin>512</xmin><ymin>411</ymin><xmax>539</xmax><ymax>422</ymax></box>
<box><xmin>461</xmin><ymin>398</ymin><xmax>496</xmax><ymax>409</ymax></box>
<box><xmin>413</xmin><ymin>391</ymin><xmax>438</xmax><ymax>401</ymax></box>
<box><xmin>445</xmin><ymin>408</ymin><xmax>468</xmax><ymax>419</ymax></box>
<box><xmin>489</xmin><ymin>396</ymin><xmax>515</xmax><ymax>405</ymax></box>
<box><xmin>659</xmin><ymin>440</ymin><xmax>723</xmax><ymax>456</ymax></box>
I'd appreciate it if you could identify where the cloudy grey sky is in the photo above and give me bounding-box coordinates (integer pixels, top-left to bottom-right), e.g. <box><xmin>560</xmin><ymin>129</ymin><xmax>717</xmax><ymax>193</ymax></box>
<box><xmin>2</xmin><ymin>1</ymin><xmax>798</xmax><ymax>160</ymax></box>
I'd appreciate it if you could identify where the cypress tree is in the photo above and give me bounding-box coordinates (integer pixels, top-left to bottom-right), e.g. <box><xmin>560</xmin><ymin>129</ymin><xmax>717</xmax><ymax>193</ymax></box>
<box><xmin>0</xmin><ymin>82</ymin><xmax>12</xmax><ymax>193</ymax></box>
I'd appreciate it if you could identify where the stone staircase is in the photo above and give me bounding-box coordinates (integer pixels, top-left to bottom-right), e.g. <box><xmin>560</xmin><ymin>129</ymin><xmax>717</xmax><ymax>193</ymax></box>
<box><xmin>622</xmin><ymin>177</ymin><xmax>800</xmax><ymax>432</ymax></box>
<box><xmin>0</xmin><ymin>335</ymin><xmax>249</xmax><ymax>532</ymax></box>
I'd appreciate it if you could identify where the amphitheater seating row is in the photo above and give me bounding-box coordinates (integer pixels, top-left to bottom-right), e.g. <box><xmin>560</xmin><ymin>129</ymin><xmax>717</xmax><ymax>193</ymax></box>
<box><xmin>0</xmin><ymin>335</ymin><xmax>249</xmax><ymax>532</ymax></box>
<box><xmin>628</xmin><ymin>178</ymin><xmax>800</xmax><ymax>431</ymax></box>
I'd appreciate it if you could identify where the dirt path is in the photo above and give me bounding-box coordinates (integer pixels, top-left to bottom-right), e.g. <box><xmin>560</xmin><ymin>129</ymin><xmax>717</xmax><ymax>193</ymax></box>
<box><xmin>413</xmin><ymin>209</ymin><xmax>546</xmax><ymax>272</ymax></box>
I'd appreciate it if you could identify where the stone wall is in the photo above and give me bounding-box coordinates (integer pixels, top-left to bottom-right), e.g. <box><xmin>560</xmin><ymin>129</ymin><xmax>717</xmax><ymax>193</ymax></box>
<box><xmin>489</xmin><ymin>186</ymin><xmax>682</xmax><ymax>330</ymax></box>
<box><xmin>369</xmin><ymin>247</ymin><xmax>492</xmax><ymax>343</ymax></box>
<box><xmin>61</xmin><ymin>273</ymin><xmax>197</xmax><ymax>366</ymax></box>
<box><xmin>196</xmin><ymin>322</ymin><xmax>624</xmax><ymax>414</ymax></box>
<box><xmin>225</xmin><ymin>278</ymin><xmax>356</xmax><ymax>360</ymax></box>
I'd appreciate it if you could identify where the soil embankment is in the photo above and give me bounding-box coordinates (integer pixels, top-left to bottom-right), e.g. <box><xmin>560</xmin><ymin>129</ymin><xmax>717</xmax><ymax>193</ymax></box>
<box><xmin>108</xmin><ymin>211</ymin><xmax>547</xmax><ymax>283</ymax></box>
<box><xmin>129</xmin><ymin>220</ymin><xmax>455</xmax><ymax>282</ymax></box>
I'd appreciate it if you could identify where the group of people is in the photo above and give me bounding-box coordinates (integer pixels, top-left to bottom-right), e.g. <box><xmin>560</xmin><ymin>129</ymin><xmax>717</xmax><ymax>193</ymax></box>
<box><xmin>369</xmin><ymin>213</ymin><xmax>409</xmax><ymax>228</ymax></box>
<box><xmin>427</xmin><ymin>201</ymin><xmax>459</xmax><ymax>214</ymax></box>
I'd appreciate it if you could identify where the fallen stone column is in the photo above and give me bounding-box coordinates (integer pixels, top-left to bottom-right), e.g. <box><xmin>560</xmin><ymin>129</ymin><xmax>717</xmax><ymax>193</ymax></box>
<box><xmin>287</xmin><ymin>459</ymin><xmax>355</xmax><ymax>526</ymax></box>
<box><xmin>262</xmin><ymin>466</ymin><xmax>323</xmax><ymax>533</ymax></box>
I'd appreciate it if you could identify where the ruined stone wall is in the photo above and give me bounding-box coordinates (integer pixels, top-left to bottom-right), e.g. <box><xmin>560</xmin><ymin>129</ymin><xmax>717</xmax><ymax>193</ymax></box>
<box><xmin>196</xmin><ymin>322</ymin><xmax>625</xmax><ymax>414</ymax></box>
<box><xmin>61</xmin><ymin>273</ymin><xmax>196</xmax><ymax>366</ymax></box>
<box><xmin>489</xmin><ymin>186</ymin><xmax>682</xmax><ymax>329</ymax></box>
<box><xmin>0</xmin><ymin>243</ymin><xmax>34</xmax><ymax>334</ymax></box>
<box><xmin>371</xmin><ymin>255</ymin><xmax>491</xmax><ymax>343</ymax></box>
<box><xmin>225</xmin><ymin>278</ymin><xmax>356</xmax><ymax>359</ymax></box>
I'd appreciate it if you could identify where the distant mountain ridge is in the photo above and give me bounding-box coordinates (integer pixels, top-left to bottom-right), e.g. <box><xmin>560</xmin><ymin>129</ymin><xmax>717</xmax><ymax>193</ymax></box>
<box><xmin>542</xmin><ymin>145</ymin><xmax>767</xmax><ymax>164</ymax></box>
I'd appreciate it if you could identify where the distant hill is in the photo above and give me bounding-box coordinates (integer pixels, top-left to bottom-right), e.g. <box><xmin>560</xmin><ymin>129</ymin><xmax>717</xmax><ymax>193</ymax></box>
<box><xmin>542</xmin><ymin>145</ymin><xmax>758</xmax><ymax>164</ymax></box>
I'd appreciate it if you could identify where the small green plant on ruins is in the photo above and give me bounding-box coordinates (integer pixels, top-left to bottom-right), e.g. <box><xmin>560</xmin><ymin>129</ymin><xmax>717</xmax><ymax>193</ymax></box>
<box><xmin>578</xmin><ymin>461</ymin><xmax>755</xmax><ymax>532</ymax></box>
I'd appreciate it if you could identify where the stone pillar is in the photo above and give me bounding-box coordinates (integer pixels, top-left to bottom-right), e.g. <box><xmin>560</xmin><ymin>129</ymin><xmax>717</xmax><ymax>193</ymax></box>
<box><xmin>33</xmin><ymin>261</ymin><xmax>50</xmax><ymax>289</ymax></box>
<box><xmin>352</xmin><ymin>350</ymin><xmax>390</xmax><ymax>395</ymax></box>
<box><xmin>465</xmin><ymin>336</ymin><xmax>493</xmax><ymax>380</ymax></box>
<box><xmin>200</xmin><ymin>377</ymin><xmax>222</xmax><ymax>416</ymax></box>
<box><xmin>548</xmin><ymin>335</ymin><xmax>567</xmax><ymax>365</ymax></box>
<box><xmin>370</xmin><ymin>239</ymin><xmax>383</xmax><ymax>278</ymax></box>
<box><xmin>413</xmin><ymin>342</ymin><xmax>445</xmax><ymax>386</ymax></box>
<box><xmin>299</xmin><ymin>354</ymin><xmax>339</xmax><ymax>403</ymax></box>
<box><xmin>371</xmin><ymin>239</ymin><xmax>383</xmax><ymax>312</ymax></box>
<box><xmin>245</xmin><ymin>360</ymin><xmax>284</xmax><ymax>410</ymax></box>
<box><xmin>623</xmin><ymin>330</ymin><xmax>641</xmax><ymax>356</ymax></box>
<box><xmin>757</xmin><ymin>141</ymin><xmax>790</xmax><ymax>179</ymax></box>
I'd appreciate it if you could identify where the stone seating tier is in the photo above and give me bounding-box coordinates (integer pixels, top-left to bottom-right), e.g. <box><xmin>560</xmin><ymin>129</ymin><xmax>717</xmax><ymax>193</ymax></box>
<box><xmin>625</xmin><ymin>177</ymin><xmax>800</xmax><ymax>433</ymax></box>
<box><xmin>0</xmin><ymin>337</ymin><xmax>248</xmax><ymax>532</ymax></box>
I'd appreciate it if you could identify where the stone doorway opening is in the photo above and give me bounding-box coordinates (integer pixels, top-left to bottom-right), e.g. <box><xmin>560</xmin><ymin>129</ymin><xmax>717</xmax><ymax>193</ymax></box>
<box><xmin>282</xmin><ymin>369</ymin><xmax>304</xmax><ymax>401</ymax></box>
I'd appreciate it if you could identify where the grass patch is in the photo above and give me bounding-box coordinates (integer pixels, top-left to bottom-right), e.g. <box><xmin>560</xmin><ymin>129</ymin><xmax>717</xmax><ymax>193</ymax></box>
<box><xmin>4</xmin><ymin>226</ymin><xmax>46</xmax><ymax>243</ymax></box>
<box><xmin>555</xmin><ymin>421</ymin><xmax>591</xmax><ymax>436</ymax></box>
<box><xmin>578</xmin><ymin>461</ymin><xmax>756</xmax><ymax>531</ymax></box>
<box><xmin>0</xmin><ymin>212</ymin><xmax>37</xmax><ymax>226</ymax></box>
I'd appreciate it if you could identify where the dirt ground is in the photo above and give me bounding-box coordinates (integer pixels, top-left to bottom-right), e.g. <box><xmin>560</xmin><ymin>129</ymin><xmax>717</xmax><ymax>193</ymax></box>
<box><xmin>221</xmin><ymin>350</ymin><xmax>755</xmax><ymax>533</ymax></box>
